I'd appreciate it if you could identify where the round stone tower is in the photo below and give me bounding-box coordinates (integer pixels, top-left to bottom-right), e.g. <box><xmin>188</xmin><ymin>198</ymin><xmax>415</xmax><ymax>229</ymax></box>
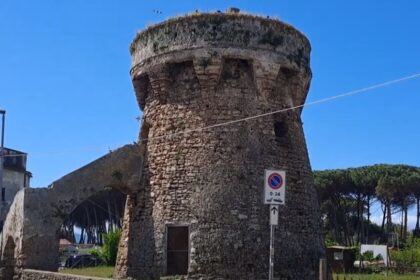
<box><xmin>116</xmin><ymin>10</ymin><xmax>325</xmax><ymax>280</ymax></box>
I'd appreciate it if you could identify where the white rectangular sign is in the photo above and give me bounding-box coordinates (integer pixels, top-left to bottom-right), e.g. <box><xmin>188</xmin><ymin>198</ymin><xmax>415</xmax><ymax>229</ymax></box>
<box><xmin>264</xmin><ymin>170</ymin><xmax>286</xmax><ymax>205</ymax></box>
<box><xmin>270</xmin><ymin>205</ymin><xmax>279</xmax><ymax>225</ymax></box>
<box><xmin>360</xmin><ymin>244</ymin><xmax>388</xmax><ymax>265</ymax></box>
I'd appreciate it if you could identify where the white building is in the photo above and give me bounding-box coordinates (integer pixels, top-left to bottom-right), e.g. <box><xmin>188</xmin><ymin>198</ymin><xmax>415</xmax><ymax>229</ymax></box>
<box><xmin>0</xmin><ymin>148</ymin><xmax>31</xmax><ymax>229</ymax></box>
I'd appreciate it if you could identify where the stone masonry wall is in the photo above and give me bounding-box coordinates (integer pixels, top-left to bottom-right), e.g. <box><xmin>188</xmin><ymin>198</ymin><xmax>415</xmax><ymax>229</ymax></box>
<box><xmin>1</xmin><ymin>190</ymin><xmax>24</xmax><ymax>263</ymax></box>
<box><xmin>115</xmin><ymin>11</ymin><xmax>325</xmax><ymax>280</ymax></box>
<box><xmin>0</xmin><ymin>145</ymin><xmax>141</xmax><ymax>273</ymax></box>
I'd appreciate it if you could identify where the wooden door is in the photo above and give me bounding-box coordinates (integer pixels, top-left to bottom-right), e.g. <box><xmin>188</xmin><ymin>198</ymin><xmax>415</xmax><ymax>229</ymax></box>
<box><xmin>166</xmin><ymin>226</ymin><xmax>189</xmax><ymax>275</ymax></box>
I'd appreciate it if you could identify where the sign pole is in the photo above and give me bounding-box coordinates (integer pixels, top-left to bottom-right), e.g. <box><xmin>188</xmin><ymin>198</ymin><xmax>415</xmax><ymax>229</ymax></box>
<box><xmin>269</xmin><ymin>223</ymin><xmax>274</xmax><ymax>280</ymax></box>
<box><xmin>269</xmin><ymin>205</ymin><xmax>278</xmax><ymax>280</ymax></box>
<box><xmin>264</xmin><ymin>170</ymin><xmax>286</xmax><ymax>280</ymax></box>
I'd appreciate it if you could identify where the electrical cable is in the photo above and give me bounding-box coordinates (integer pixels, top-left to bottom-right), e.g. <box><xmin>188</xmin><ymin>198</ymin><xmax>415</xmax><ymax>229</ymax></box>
<box><xmin>139</xmin><ymin>73</ymin><xmax>420</xmax><ymax>143</ymax></box>
<box><xmin>1</xmin><ymin>72</ymin><xmax>419</xmax><ymax>156</ymax></box>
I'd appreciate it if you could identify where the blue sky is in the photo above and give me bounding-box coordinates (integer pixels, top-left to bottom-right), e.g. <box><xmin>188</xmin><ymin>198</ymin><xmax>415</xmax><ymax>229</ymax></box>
<box><xmin>1</xmin><ymin>0</ymin><xmax>419</xmax><ymax>205</ymax></box>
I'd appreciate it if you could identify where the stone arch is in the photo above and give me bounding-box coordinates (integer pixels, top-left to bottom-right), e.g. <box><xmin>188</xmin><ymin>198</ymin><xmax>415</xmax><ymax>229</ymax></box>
<box><xmin>60</xmin><ymin>189</ymin><xmax>126</xmax><ymax>245</ymax></box>
<box><xmin>1</xmin><ymin>144</ymin><xmax>142</xmax><ymax>271</ymax></box>
<box><xmin>1</xmin><ymin>236</ymin><xmax>16</xmax><ymax>280</ymax></box>
<box><xmin>3</xmin><ymin>236</ymin><xmax>16</xmax><ymax>264</ymax></box>
<box><xmin>133</xmin><ymin>74</ymin><xmax>151</xmax><ymax>110</ymax></box>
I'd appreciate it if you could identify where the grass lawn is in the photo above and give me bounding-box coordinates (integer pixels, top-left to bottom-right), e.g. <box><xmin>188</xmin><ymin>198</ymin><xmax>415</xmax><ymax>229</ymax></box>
<box><xmin>60</xmin><ymin>267</ymin><xmax>185</xmax><ymax>279</ymax></box>
<box><xmin>61</xmin><ymin>268</ymin><xmax>420</xmax><ymax>280</ymax></box>
<box><xmin>60</xmin><ymin>266</ymin><xmax>114</xmax><ymax>278</ymax></box>
<box><xmin>334</xmin><ymin>273</ymin><xmax>420</xmax><ymax>280</ymax></box>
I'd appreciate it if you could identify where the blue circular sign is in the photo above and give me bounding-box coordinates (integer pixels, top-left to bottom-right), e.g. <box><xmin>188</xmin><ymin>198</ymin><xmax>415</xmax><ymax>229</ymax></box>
<box><xmin>268</xmin><ymin>173</ymin><xmax>283</xmax><ymax>190</ymax></box>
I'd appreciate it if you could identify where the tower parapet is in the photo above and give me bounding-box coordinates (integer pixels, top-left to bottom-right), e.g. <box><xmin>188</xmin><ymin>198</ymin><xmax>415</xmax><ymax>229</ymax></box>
<box><xmin>117</xmin><ymin>11</ymin><xmax>324</xmax><ymax>280</ymax></box>
<box><xmin>131</xmin><ymin>13</ymin><xmax>311</xmax><ymax>110</ymax></box>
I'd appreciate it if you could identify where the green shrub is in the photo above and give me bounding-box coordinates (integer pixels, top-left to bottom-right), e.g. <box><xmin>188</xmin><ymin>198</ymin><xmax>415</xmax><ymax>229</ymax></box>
<box><xmin>391</xmin><ymin>238</ymin><xmax>420</xmax><ymax>273</ymax></box>
<box><xmin>88</xmin><ymin>247</ymin><xmax>102</xmax><ymax>258</ymax></box>
<box><xmin>87</xmin><ymin>229</ymin><xmax>121</xmax><ymax>266</ymax></box>
<box><xmin>325</xmin><ymin>237</ymin><xmax>337</xmax><ymax>247</ymax></box>
<box><xmin>359</xmin><ymin>250</ymin><xmax>375</xmax><ymax>261</ymax></box>
<box><xmin>101</xmin><ymin>229</ymin><xmax>121</xmax><ymax>265</ymax></box>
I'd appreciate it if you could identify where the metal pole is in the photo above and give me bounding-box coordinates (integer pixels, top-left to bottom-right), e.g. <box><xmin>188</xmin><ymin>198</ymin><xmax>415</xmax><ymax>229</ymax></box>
<box><xmin>0</xmin><ymin>110</ymin><xmax>4</xmax><ymax>148</ymax></box>
<box><xmin>269</xmin><ymin>224</ymin><xmax>274</xmax><ymax>280</ymax></box>
<box><xmin>0</xmin><ymin>110</ymin><xmax>3</xmax><ymax>256</ymax></box>
<box><xmin>0</xmin><ymin>110</ymin><xmax>5</xmax><ymax>198</ymax></box>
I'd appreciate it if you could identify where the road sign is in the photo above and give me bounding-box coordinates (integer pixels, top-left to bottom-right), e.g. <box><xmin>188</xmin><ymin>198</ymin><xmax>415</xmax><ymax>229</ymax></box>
<box><xmin>270</xmin><ymin>205</ymin><xmax>279</xmax><ymax>225</ymax></box>
<box><xmin>264</xmin><ymin>170</ymin><xmax>286</xmax><ymax>205</ymax></box>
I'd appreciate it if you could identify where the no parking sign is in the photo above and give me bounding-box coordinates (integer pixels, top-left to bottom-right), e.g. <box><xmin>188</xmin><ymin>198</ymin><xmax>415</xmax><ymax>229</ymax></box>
<box><xmin>264</xmin><ymin>170</ymin><xmax>286</xmax><ymax>205</ymax></box>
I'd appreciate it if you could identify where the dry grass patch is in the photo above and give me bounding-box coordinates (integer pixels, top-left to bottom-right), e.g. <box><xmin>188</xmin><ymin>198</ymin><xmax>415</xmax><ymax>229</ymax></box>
<box><xmin>61</xmin><ymin>266</ymin><xmax>114</xmax><ymax>278</ymax></box>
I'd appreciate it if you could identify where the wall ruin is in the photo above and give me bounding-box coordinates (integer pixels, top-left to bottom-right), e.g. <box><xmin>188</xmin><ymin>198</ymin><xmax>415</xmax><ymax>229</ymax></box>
<box><xmin>0</xmin><ymin>144</ymin><xmax>141</xmax><ymax>278</ymax></box>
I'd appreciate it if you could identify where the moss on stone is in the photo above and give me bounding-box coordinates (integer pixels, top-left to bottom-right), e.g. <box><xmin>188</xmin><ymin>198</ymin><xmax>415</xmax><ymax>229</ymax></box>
<box><xmin>258</xmin><ymin>28</ymin><xmax>284</xmax><ymax>47</ymax></box>
<box><xmin>129</xmin><ymin>12</ymin><xmax>310</xmax><ymax>55</ymax></box>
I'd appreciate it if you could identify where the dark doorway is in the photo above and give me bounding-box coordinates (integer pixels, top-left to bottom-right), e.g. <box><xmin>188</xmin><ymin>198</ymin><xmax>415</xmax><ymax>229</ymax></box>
<box><xmin>166</xmin><ymin>225</ymin><xmax>189</xmax><ymax>275</ymax></box>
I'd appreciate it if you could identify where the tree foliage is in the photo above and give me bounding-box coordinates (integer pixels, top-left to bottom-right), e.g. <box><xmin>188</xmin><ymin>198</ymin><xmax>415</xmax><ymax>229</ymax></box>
<box><xmin>60</xmin><ymin>189</ymin><xmax>126</xmax><ymax>245</ymax></box>
<box><xmin>314</xmin><ymin>164</ymin><xmax>420</xmax><ymax>246</ymax></box>
<box><xmin>391</xmin><ymin>239</ymin><xmax>420</xmax><ymax>273</ymax></box>
<box><xmin>89</xmin><ymin>229</ymin><xmax>122</xmax><ymax>265</ymax></box>
<box><xmin>101</xmin><ymin>229</ymin><xmax>122</xmax><ymax>265</ymax></box>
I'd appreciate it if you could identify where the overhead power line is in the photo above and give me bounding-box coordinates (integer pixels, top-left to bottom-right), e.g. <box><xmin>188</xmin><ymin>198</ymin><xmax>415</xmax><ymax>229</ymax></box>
<box><xmin>2</xmin><ymin>72</ymin><xmax>420</xmax><ymax>157</ymax></box>
<box><xmin>140</xmin><ymin>73</ymin><xmax>420</xmax><ymax>143</ymax></box>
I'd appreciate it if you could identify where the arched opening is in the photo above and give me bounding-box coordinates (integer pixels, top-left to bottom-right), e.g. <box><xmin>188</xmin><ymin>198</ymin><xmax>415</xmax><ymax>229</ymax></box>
<box><xmin>2</xmin><ymin>236</ymin><xmax>16</xmax><ymax>280</ymax></box>
<box><xmin>133</xmin><ymin>74</ymin><xmax>151</xmax><ymax>110</ymax></box>
<box><xmin>140</xmin><ymin>121</ymin><xmax>151</xmax><ymax>143</ymax></box>
<box><xmin>58</xmin><ymin>189</ymin><xmax>126</xmax><ymax>272</ymax></box>
<box><xmin>2</xmin><ymin>144</ymin><xmax>141</xmax><ymax>275</ymax></box>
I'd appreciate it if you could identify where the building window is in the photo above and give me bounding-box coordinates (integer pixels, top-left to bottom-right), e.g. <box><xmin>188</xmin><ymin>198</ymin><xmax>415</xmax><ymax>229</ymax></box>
<box><xmin>1</xmin><ymin>188</ymin><xmax>5</xmax><ymax>202</ymax></box>
<box><xmin>166</xmin><ymin>225</ymin><xmax>189</xmax><ymax>275</ymax></box>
